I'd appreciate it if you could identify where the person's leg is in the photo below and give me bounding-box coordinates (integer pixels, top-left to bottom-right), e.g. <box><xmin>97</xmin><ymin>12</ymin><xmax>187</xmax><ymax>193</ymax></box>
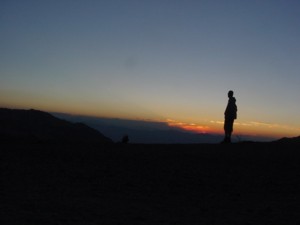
<box><xmin>223</xmin><ymin>120</ymin><xmax>230</xmax><ymax>143</ymax></box>
<box><xmin>227</xmin><ymin>131</ymin><xmax>232</xmax><ymax>143</ymax></box>
<box><xmin>223</xmin><ymin>119</ymin><xmax>233</xmax><ymax>143</ymax></box>
<box><xmin>227</xmin><ymin>120</ymin><xmax>234</xmax><ymax>143</ymax></box>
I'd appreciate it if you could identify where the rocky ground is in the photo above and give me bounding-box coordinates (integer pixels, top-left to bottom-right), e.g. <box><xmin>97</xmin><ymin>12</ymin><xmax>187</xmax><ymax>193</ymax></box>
<box><xmin>1</xmin><ymin>142</ymin><xmax>300</xmax><ymax>225</ymax></box>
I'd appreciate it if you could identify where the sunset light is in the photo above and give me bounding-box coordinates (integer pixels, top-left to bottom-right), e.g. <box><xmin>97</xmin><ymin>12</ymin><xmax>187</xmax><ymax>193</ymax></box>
<box><xmin>2</xmin><ymin>2</ymin><xmax>300</xmax><ymax>224</ymax></box>
<box><xmin>1</xmin><ymin>0</ymin><xmax>300</xmax><ymax>141</ymax></box>
<box><xmin>167</xmin><ymin>119</ymin><xmax>212</xmax><ymax>134</ymax></box>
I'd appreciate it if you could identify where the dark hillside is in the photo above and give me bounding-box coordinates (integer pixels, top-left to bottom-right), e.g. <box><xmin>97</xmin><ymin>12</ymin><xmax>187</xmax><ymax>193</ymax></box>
<box><xmin>1</xmin><ymin>142</ymin><xmax>300</xmax><ymax>224</ymax></box>
<box><xmin>0</xmin><ymin>108</ymin><xmax>112</xmax><ymax>143</ymax></box>
<box><xmin>275</xmin><ymin>136</ymin><xmax>300</xmax><ymax>144</ymax></box>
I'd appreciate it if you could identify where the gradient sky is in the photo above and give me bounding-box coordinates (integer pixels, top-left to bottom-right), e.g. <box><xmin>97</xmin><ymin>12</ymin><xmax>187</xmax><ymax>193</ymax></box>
<box><xmin>1</xmin><ymin>0</ymin><xmax>300</xmax><ymax>138</ymax></box>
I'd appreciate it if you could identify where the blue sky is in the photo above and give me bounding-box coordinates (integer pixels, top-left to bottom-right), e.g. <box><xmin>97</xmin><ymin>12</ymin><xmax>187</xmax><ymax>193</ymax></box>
<box><xmin>1</xmin><ymin>0</ymin><xmax>300</xmax><ymax>138</ymax></box>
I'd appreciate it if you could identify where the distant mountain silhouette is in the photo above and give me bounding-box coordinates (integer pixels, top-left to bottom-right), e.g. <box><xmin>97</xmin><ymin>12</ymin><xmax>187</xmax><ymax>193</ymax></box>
<box><xmin>0</xmin><ymin>108</ymin><xmax>112</xmax><ymax>143</ymax></box>
<box><xmin>274</xmin><ymin>136</ymin><xmax>300</xmax><ymax>144</ymax></box>
<box><xmin>52</xmin><ymin>113</ymin><xmax>276</xmax><ymax>143</ymax></box>
<box><xmin>53</xmin><ymin>113</ymin><xmax>222</xmax><ymax>143</ymax></box>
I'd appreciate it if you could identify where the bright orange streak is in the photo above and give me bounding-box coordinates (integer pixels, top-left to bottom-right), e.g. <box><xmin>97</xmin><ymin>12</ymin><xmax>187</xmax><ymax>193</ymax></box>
<box><xmin>166</xmin><ymin>119</ymin><xmax>213</xmax><ymax>134</ymax></box>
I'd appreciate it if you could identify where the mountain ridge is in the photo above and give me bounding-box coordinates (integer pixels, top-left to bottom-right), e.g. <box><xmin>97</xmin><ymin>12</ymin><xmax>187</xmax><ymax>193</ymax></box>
<box><xmin>0</xmin><ymin>108</ymin><xmax>112</xmax><ymax>144</ymax></box>
<box><xmin>274</xmin><ymin>136</ymin><xmax>300</xmax><ymax>144</ymax></box>
<box><xmin>1</xmin><ymin>108</ymin><xmax>298</xmax><ymax>144</ymax></box>
<box><xmin>53</xmin><ymin>113</ymin><xmax>276</xmax><ymax>143</ymax></box>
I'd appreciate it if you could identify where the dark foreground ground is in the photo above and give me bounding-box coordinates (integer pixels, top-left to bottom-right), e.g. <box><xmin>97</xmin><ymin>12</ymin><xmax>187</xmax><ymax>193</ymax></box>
<box><xmin>1</xmin><ymin>142</ymin><xmax>300</xmax><ymax>225</ymax></box>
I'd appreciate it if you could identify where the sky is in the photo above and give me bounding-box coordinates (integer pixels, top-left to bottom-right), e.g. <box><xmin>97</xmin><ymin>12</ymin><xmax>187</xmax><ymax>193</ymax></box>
<box><xmin>1</xmin><ymin>0</ymin><xmax>300</xmax><ymax>139</ymax></box>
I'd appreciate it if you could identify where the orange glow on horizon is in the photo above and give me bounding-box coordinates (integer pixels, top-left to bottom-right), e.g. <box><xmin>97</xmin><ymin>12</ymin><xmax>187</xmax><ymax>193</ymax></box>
<box><xmin>1</xmin><ymin>98</ymin><xmax>299</xmax><ymax>139</ymax></box>
<box><xmin>166</xmin><ymin>119</ymin><xmax>300</xmax><ymax>139</ymax></box>
<box><xmin>210</xmin><ymin>120</ymin><xmax>300</xmax><ymax>139</ymax></box>
<box><xmin>166</xmin><ymin>119</ymin><xmax>218</xmax><ymax>134</ymax></box>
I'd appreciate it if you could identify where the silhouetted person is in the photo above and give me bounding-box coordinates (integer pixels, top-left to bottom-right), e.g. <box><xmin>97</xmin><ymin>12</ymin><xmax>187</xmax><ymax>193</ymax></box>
<box><xmin>222</xmin><ymin>90</ymin><xmax>237</xmax><ymax>143</ymax></box>
<box><xmin>122</xmin><ymin>134</ymin><xmax>129</xmax><ymax>144</ymax></box>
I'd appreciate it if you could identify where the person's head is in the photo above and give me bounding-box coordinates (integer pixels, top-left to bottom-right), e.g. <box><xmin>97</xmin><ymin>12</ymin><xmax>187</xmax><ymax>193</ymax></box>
<box><xmin>228</xmin><ymin>90</ymin><xmax>234</xmax><ymax>98</ymax></box>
